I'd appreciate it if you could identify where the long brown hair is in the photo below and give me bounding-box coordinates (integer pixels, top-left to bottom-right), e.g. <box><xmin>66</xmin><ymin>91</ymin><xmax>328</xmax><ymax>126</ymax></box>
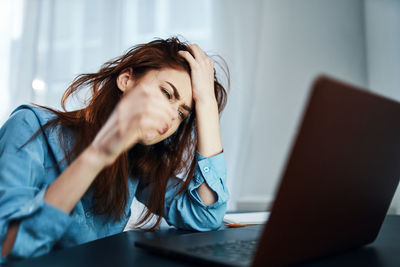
<box><xmin>36</xmin><ymin>37</ymin><xmax>229</xmax><ymax>230</ymax></box>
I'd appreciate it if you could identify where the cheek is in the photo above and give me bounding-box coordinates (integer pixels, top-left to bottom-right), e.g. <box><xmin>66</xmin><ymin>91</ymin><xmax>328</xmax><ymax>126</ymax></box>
<box><xmin>157</xmin><ymin>121</ymin><xmax>179</xmax><ymax>142</ymax></box>
<box><xmin>147</xmin><ymin>121</ymin><xmax>181</xmax><ymax>145</ymax></box>
<box><xmin>166</xmin><ymin>120</ymin><xmax>181</xmax><ymax>137</ymax></box>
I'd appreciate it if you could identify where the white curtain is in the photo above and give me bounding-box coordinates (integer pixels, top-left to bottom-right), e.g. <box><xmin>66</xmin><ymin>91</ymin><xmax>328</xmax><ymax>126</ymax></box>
<box><xmin>0</xmin><ymin>0</ymin><xmax>27</xmax><ymax>125</ymax></box>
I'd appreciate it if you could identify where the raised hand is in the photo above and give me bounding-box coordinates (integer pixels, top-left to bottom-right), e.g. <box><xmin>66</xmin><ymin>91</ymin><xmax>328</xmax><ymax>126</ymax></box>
<box><xmin>178</xmin><ymin>44</ymin><xmax>223</xmax><ymax>205</ymax></box>
<box><xmin>178</xmin><ymin>44</ymin><xmax>216</xmax><ymax>105</ymax></box>
<box><xmin>91</xmin><ymin>79</ymin><xmax>178</xmax><ymax>166</ymax></box>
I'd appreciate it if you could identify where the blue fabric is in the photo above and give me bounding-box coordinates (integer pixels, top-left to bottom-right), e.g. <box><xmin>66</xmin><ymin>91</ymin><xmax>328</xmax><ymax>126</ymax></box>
<box><xmin>0</xmin><ymin>105</ymin><xmax>229</xmax><ymax>262</ymax></box>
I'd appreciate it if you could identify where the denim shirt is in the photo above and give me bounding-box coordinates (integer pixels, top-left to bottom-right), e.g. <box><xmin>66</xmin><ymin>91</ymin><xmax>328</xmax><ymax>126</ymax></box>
<box><xmin>0</xmin><ymin>105</ymin><xmax>229</xmax><ymax>262</ymax></box>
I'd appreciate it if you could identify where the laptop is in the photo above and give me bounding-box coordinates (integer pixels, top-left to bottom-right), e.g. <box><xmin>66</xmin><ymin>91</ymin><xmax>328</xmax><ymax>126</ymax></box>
<box><xmin>135</xmin><ymin>75</ymin><xmax>400</xmax><ymax>266</ymax></box>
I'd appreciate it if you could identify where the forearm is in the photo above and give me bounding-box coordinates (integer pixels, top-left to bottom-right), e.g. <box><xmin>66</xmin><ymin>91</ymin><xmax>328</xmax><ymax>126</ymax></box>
<box><xmin>1</xmin><ymin>221</ymin><xmax>20</xmax><ymax>257</ymax></box>
<box><xmin>2</xmin><ymin>145</ymin><xmax>107</xmax><ymax>258</ymax></box>
<box><xmin>196</xmin><ymin>99</ymin><xmax>222</xmax><ymax>157</ymax></box>
<box><xmin>44</xmin><ymin>145</ymin><xmax>107</xmax><ymax>213</ymax></box>
<box><xmin>195</xmin><ymin>99</ymin><xmax>222</xmax><ymax>205</ymax></box>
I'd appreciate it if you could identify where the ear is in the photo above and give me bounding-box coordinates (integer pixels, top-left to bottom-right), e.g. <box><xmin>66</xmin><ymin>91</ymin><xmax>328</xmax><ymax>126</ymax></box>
<box><xmin>116</xmin><ymin>67</ymin><xmax>134</xmax><ymax>93</ymax></box>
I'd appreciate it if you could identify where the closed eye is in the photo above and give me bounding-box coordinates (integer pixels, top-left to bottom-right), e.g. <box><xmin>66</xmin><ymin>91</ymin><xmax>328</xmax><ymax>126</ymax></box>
<box><xmin>161</xmin><ymin>87</ymin><xmax>172</xmax><ymax>100</ymax></box>
<box><xmin>178</xmin><ymin>110</ymin><xmax>185</xmax><ymax>120</ymax></box>
<box><xmin>161</xmin><ymin>87</ymin><xmax>187</xmax><ymax>120</ymax></box>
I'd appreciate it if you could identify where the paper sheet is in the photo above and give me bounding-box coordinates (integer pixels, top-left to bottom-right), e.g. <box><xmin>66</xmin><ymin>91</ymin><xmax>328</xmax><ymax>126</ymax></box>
<box><xmin>223</xmin><ymin>211</ymin><xmax>270</xmax><ymax>225</ymax></box>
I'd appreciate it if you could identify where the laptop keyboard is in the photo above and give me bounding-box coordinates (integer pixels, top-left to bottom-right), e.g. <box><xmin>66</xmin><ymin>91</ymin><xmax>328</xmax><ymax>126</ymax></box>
<box><xmin>186</xmin><ymin>239</ymin><xmax>258</xmax><ymax>263</ymax></box>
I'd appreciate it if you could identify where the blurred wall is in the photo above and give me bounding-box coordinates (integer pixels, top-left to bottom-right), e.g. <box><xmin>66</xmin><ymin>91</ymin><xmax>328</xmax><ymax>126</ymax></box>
<box><xmin>365</xmin><ymin>0</ymin><xmax>400</xmax><ymax>100</ymax></box>
<box><xmin>215</xmin><ymin>0</ymin><xmax>368</xmax><ymax>210</ymax></box>
<box><xmin>365</xmin><ymin>0</ymin><xmax>400</xmax><ymax>213</ymax></box>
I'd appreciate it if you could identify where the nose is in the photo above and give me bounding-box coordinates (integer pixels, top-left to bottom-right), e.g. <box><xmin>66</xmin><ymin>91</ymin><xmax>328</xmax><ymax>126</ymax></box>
<box><xmin>171</xmin><ymin>104</ymin><xmax>179</xmax><ymax>121</ymax></box>
<box><xmin>172</xmin><ymin>111</ymin><xmax>178</xmax><ymax>120</ymax></box>
<box><xmin>169</xmin><ymin>108</ymin><xmax>178</xmax><ymax>126</ymax></box>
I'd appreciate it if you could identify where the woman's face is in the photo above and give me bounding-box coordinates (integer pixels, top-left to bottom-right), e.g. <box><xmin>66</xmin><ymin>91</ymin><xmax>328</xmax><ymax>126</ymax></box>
<box><xmin>124</xmin><ymin>68</ymin><xmax>193</xmax><ymax>145</ymax></box>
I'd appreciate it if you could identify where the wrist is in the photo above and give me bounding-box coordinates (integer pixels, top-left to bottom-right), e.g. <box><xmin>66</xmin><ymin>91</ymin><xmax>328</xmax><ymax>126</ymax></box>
<box><xmin>82</xmin><ymin>144</ymin><xmax>113</xmax><ymax>170</ymax></box>
<box><xmin>195</xmin><ymin>97</ymin><xmax>218</xmax><ymax>111</ymax></box>
<box><xmin>193</xmin><ymin>88</ymin><xmax>217</xmax><ymax>106</ymax></box>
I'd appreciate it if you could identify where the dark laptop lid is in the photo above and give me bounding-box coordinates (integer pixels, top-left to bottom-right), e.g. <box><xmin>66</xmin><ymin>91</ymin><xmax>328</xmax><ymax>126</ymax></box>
<box><xmin>254</xmin><ymin>75</ymin><xmax>400</xmax><ymax>265</ymax></box>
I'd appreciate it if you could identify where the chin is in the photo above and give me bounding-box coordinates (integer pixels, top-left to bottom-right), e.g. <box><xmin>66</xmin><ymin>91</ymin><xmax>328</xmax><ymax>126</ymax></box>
<box><xmin>140</xmin><ymin>129</ymin><xmax>176</xmax><ymax>146</ymax></box>
<box><xmin>141</xmin><ymin>136</ymin><xmax>165</xmax><ymax>146</ymax></box>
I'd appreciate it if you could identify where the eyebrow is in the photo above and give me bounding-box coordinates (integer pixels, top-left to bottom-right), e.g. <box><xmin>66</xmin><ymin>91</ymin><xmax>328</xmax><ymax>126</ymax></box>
<box><xmin>166</xmin><ymin>81</ymin><xmax>192</xmax><ymax>112</ymax></box>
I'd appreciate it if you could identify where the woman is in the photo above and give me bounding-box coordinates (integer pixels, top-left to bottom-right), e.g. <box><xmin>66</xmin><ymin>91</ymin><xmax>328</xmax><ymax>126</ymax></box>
<box><xmin>0</xmin><ymin>37</ymin><xmax>229</xmax><ymax>261</ymax></box>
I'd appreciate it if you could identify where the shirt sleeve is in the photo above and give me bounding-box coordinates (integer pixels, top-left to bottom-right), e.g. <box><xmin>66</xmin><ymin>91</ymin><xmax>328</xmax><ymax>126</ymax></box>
<box><xmin>136</xmin><ymin>151</ymin><xmax>230</xmax><ymax>231</ymax></box>
<box><xmin>0</xmin><ymin>109</ymin><xmax>73</xmax><ymax>262</ymax></box>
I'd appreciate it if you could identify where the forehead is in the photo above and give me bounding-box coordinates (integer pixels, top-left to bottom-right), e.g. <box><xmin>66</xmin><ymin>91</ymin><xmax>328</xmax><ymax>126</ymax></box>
<box><xmin>152</xmin><ymin>68</ymin><xmax>193</xmax><ymax>106</ymax></box>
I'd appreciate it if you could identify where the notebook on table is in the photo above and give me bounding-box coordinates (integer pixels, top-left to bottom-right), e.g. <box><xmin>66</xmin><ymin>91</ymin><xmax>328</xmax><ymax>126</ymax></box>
<box><xmin>223</xmin><ymin>212</ymin><xmax>269</xmax><ymax>225</ymax></box>
<box><xmin>135</xmin><ymin>75</ymin><xmax>400</xmax><ymax>266</ymax></box>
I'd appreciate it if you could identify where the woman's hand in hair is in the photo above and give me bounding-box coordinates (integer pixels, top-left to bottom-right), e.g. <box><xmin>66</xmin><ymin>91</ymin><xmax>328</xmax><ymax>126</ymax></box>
<box><xmin>178</xmin><ymin>44</ymin><xmax>221</xmax><ymax>158</ymax></box>
<box><xmin>178</xmin><ymin>44</ymin><xmax>216</xmax><ymax>105</ymax></box>
<box><xmin>178</xmin><ymin>44</ymin><xmax>221</xmax><ymax>206</ymax></box>
<box><xmin>90</xmin><ymin>82</ymin><xmax>177</xmax><ymax>166</ymax></box>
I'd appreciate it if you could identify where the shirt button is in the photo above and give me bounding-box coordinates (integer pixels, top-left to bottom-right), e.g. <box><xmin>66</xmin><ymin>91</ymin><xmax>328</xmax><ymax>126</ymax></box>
<box><xmin>85</xmin><ymin>211</ymin><xmax>92</xmax><ymax>218</ymax></box>
<box><xmin>203</xmin><ymin>166</ymin><xmax>210</xmax><ymax>173</ymax></box>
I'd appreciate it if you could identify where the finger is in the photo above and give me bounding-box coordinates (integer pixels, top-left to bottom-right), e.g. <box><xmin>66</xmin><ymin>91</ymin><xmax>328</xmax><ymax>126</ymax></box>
<box><xmin>152</xmin><ymin>94</ymin><xmax>178</xmax><ymax>120</ymax></box>
<box><xmin>188</xmin><ymin>45</ymin><xmax>214</xmax><ymax>69</ymax></box>
<box><xmin>141</xmin><ymin>116</ymin><xmax>167</xmax><ymax>134</ymax></box>
<box><xmin>189</xmin><ymin>44</ymin><xmax>207</xmax><ymax>60</ymax></box>
<box><xmin>132</xmin><ymin>84</ymin><xmax>177</xmax><ymax>120</ymax></box>
<box><xmin>126</xmin><ymin>112</ymin><xmax>167</xmax><ymax>143</ymax></box>
<box><xmin>151</xmin><ymin>102</ymin><xmax>177</xmax><ymax>123</ymax></box>
<box><xmin>178</xmin><ymin>50</ymin><xmax>197</xmax><ymax>68</ymax></box>
<box><xmin>140</xmin><ymin>113</ymin><xmax>172</xmax><ymax>137</ymax></box>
